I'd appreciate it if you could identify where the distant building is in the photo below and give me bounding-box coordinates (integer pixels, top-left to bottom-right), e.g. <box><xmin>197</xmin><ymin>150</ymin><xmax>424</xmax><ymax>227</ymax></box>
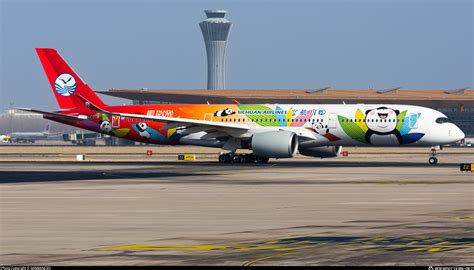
<box><xmin>199</xmin><ymin>10</ymin><xmax>232</xmax><ymax>90</ymax></box>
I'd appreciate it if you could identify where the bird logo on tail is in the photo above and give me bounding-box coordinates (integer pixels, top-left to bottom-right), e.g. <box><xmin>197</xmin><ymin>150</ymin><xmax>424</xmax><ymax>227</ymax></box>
<box><xmin>54</xmin><ymin>73</ymin><xmax>77</xmax><ymax>96</ymax></box>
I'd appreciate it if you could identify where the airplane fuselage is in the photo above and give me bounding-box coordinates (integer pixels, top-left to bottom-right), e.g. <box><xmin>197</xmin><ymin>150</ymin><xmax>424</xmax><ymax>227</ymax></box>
<box><xmin>45</xmin><ymin>103</ymin><xmax>464</xmax><ymax>148</ymax></box>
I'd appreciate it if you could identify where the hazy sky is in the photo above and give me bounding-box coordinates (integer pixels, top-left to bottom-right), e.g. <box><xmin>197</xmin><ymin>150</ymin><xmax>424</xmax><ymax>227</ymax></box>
<box><xmin>0</xmin><ymin>0</ymin><xmax>472</xmax><ymax>111</ymax></box>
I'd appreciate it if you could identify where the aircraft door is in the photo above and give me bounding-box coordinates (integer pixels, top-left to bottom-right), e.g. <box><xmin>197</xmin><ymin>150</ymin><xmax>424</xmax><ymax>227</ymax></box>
<box><xmin>328</xmin><ymin>113</ymin><xmax>337</xmax><ymax>129</ymax></box>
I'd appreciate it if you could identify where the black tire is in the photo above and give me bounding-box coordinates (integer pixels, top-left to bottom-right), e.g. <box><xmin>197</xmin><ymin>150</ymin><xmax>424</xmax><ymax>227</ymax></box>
<box><xmin>231</xmin><ymin>154</ymin><xmax>242</xmax><ymax>163</ymax></box>
<box><xmin>428</xmin><ymin>157</ymin><xmax>438</xmax><ymax>165</ymax></box>
<box><xmin>218</xmin><ymin>154</ymin><xmax>228</xmax><ymax>163</ymax></box>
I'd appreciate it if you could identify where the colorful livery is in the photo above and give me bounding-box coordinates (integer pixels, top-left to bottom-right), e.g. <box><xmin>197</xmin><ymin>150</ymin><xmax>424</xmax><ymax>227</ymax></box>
<box><xmin>18</xmin><ymin>48</ymin><xmax>465</xmax><ymax>164</ymax></box>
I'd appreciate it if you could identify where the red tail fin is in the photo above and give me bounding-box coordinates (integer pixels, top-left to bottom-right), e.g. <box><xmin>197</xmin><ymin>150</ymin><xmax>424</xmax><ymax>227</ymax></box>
<box><xmin>36</xmin><ymin>48</ymin><xmax>107</xmax><ymax>110</ymax></box>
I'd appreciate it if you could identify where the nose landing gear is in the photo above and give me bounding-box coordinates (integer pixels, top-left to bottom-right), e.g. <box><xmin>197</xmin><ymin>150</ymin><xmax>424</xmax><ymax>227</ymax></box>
<box><xmin>218</xmin><ymin>153</ymin><xmax>269</xmax><ymax>164</ymax></box>
<box><xmin>428</xmin><ymin>146</ymin><xmax>439</xmax><ymax>165</ymax></box>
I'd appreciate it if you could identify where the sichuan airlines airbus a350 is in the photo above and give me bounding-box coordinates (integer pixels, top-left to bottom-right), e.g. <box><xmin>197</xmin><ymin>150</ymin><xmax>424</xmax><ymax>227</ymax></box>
<box><xmin>18</xmin><ymin>48</ymin><xmax>465</xmax><ymax>164</ymax></box>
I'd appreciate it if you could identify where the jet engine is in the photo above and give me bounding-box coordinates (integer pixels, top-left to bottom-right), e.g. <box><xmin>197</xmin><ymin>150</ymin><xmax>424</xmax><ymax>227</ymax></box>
<box><xmin>299</xmin><ymin>145</ymin><xmax>342</xmax><ymax>158</ymax></box>
<box><xmin>250</xmin><ymin>130</ymin><xmax>298</xmax><ymax>158</ymax></box>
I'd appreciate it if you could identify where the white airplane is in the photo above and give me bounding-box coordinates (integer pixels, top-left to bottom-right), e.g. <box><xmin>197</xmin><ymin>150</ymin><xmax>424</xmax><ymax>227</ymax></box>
<box><xmin>9</xmin><ymin>123</ymin><xmax>60</xmax><ymax>143</ymax></box>
<box><xmin>18</xmin><ymin>48</ymin><xmax>465</xmax><ymax>164</ymax></box>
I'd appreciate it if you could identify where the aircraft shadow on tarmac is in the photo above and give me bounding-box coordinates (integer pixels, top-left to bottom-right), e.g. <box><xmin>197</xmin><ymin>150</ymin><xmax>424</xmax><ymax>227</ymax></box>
<box><xmin>4</xmin><ymin>160</ymin><xmax>457</xmax><ymax>168</ymax></box>
<box><xmin>0</xmin><ymin>170</ymin><xmax>224</xmax><ymax>184</ymax></box>
<box><xmin>0</xmin><ymin>160</ymin><xmax>458</xmax><ymax>184</ymax></box>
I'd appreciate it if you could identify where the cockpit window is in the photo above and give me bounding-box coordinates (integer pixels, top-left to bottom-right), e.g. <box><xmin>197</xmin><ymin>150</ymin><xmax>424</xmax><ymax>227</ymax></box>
<box><xmin>436</xmin><ymin>117</ymin><xmax>451</xmax><ymax>124</ymax></box>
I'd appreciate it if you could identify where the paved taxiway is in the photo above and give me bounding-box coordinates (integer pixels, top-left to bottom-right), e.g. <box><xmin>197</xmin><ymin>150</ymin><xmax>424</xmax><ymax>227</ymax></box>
<box><xmin>0</xmin><ymin>147</ymin><xmax>473</xmax><ymax>265</ymax></box>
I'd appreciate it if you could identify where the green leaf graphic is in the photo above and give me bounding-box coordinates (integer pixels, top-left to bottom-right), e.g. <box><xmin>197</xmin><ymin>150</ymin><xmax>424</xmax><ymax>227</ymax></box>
<box><xmin>113</xmin><ymin>128</ymin><xmax>130</xmax><ymax>137</ymax></box>
<box><xmin>396</xmin><ymin>110</ymin><xmax>407</xmax><ymax>131</ymax></box>
<box><xmin>338</xmin><ymin>115</ymin><xmax>366</xmax><ymax>144</ymax></box>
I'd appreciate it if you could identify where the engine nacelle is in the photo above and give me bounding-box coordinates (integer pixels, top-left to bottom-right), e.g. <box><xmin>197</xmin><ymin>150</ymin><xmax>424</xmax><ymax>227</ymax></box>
<box><xmin>299</xmin><ymin>145</ymin><xmax>342</xmax><ymax>158</ymax></box>
<box><xmin>251</xmin><ymin>130</ymin><xmax>298</xmax><ymax>158</ymax></box>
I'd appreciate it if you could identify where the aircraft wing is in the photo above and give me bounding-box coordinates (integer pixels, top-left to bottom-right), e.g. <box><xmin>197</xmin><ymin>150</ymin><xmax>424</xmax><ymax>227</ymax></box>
<box><xmin>113</xmin><ymin>111</ymin><xmax>316</xmax><ymax>140</ymax></box>
<box><xmin>15</xmin><ymin>108</ymin><xmax>316</xmax><ymax>140</ymax></box>
<box><xmin>113</xmin><ymin>112</ymin><xmax>255</xmax><ymax>138</ymax></box>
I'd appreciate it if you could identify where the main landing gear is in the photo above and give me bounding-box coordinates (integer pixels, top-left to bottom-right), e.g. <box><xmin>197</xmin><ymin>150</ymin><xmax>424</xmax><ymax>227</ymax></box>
<box><xmin>428</xmin><ymin>146</ymin><xmax>439</xmax><ymax>165</ymax></box>
<box><xmin>218</xmin><ymin>153</ymin><xmax>270</xmax><ymax>164</ymax></box>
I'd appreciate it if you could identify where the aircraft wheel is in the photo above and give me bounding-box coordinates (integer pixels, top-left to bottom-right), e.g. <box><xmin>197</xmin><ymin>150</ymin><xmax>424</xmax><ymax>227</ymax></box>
<box><xmin>428</xmin><ymin>157</ymin><xmax>438</xmax><ymax>165</ymax></box>
<box><xmin>231</xmin><ymin>154</ymin><xmax>243</xmax><ymax>163</ymax></box>
<box><xmin>218</xmin><ymin>154</ymin><xmax>229</xmax><ymax>163</ymax></box>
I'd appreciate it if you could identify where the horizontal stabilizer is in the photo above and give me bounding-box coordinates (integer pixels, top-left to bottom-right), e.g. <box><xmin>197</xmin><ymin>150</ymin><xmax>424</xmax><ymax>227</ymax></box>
<box><xmin>14</xmin><ymin>108</ymin><xmax>88</xmax><ymax>121</ymax></box>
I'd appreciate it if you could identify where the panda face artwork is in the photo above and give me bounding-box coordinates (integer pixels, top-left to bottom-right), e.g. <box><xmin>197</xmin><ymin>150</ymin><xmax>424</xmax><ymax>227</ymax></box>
<box><xmin>136</xmin><ymin>122</ymin><xmax>151</xmax><ymax>139</ymax></box>
<box><xmin>214</xmin><ymin>108</ymin><xmax>235</xmax><ymax>117</ymax></box>
<box><xmin>137</xmin><ymin>122</ymin><xmax>147</xmax><ymax>131</ymax></box>
<box><xmin>364</xmin><ymin>107</ymin><xmax>402</xmax><ymax>145</ymax></box>
<box><xmin>99</xmin><ymin>120</ymin><xmax>112</xmax><ymax>134</ymax></box>
<box><xmin>365</xmin><ymin>107</ymin><xmax>399</xmax><ymax>133</ymax></box>
<box><xmin>311</xmin><ymin>122</ymin><xmax>340</xmax><ymax>142</ymax></box>
<box><xmin>312</xmin><ymin>123</ymin><xmax>328</xmax><ymax>135</ymax></box>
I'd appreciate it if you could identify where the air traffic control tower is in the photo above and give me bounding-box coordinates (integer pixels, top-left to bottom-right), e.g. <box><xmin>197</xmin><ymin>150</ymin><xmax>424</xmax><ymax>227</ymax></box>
<box><xmin>199</xmin><ymin>10</ymin><xmax>232</xmax><ymax>90</ymax></box>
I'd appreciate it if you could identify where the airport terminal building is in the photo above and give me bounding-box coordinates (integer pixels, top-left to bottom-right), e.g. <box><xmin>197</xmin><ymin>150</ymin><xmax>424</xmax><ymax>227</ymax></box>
<box><xmin>98</xmin><ymin>88</ymin><xmax>474</xmax><ymax>137</ymax></box>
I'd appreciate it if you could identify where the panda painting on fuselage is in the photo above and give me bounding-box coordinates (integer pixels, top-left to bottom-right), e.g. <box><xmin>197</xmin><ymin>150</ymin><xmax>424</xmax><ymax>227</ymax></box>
<box><xmin>365</xmin><ymin>107</ymin><xmax>403</xmax><ymax>145</ymax></box>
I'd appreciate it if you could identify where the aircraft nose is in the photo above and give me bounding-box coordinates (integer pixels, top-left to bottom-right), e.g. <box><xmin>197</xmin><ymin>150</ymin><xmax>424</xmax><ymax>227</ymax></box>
<box><xmin>451</xmin><ymin>126</ymin><xmax>465</xmax><ymax>142</ymax></box>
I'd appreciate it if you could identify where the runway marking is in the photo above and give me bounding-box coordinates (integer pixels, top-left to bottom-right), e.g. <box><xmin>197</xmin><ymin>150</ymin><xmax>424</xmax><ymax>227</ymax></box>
<box><xmin>451</xmin><ymin>215</ymin><xmax>474</xmax><ymax>221</ymax></box>
<box><xmin>242</xmin><ymin>252</ymin><xmax>297</xmax><ymax>266</ymax></box>
<box><xmin>98</xmin><ymin>244</ymin><xmax>229</xmax><ymax>251</ymax></box>
<box><xmin>97</xmin><ymin>236</ymin><xmax>474</xmax><ymax>254</ymax></box>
